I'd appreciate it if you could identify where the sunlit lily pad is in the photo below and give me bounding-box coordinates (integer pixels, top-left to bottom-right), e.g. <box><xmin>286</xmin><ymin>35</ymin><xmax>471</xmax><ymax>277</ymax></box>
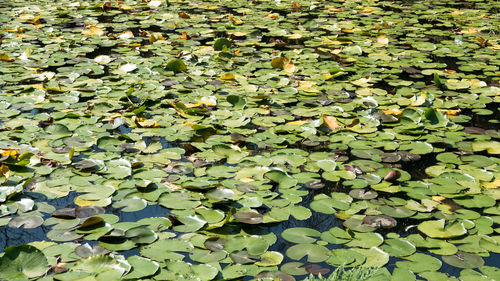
<box><xmin>123</xmin><ymin>256</ymin><xmax>159</xmax><ymax>279</ymax></box>
<box><xmin>380</xmin><ymin>239</ymin><xmax>416</xmax><ymax>257</ymax></box>
<box><xmin>281</xmin><ymin>227</ymin><xmax>321</xmax><ymax>244</ymax></box>
<box><xmin>396</xmin><ymin>253</ymin><xmax>442</xmax><ymax>273</ymax></box>
<box><xmin>286</xmin><ymin>244</ymin><xmax>330</xmax><ymax>262</ymax></box>
<box><xmin>418</xmin><ymin>219</ymin><xmax>467</xmax><ymax>238</ymax></box>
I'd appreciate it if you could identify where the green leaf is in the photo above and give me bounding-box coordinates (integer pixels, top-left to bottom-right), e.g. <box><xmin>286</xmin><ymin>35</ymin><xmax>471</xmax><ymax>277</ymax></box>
<box><xmin>165</xmin><ymin>59</ymin><xmax>187</xmax><ymax>73</ymax></box>
<box><xmin>286</xmin><ymin>244</ymin><xmax>330</xmax><ymax>262</ymax></box>
<box><xmin>442</xmin><ymin>252</ymin><xmax>484</xmax><ymax>269</ymax></box>
<box><xmin>281</xmin><ymin>227</ymin><xmax>321</xmax><ymax>244</ymax></box>
<box><xmin>255</xmin><ymin>251</ymin><xmax>283</xmax><ymax>266</ymax></box>
<box><xmin>0</xmin><ymin>245</ymin><xmax>48</xmax><ymax>279</ymax></box>
<box><xmin>352</xmin><ymin>247</ymin><xmax>389</xmax><ymax>267</ymax></box>
<box><xmin>265</xmin><ymin>170</ymin><xmax>298</xmax><ymax>189</ymax></box>
<box><xmin>124</xmin><ymin>256</ymin><xmax>159</xmax><ymax>279</ymax></box>
<box><xmin>418</xmin><ymin>219</ymin><xmax>467</xmax><ymax>238</ymax></box>
<box><xmin>396</xmin><ymin>253</ymin><xmax>442</xmax><ymax>273</ymax></box>
<box><xmin>213</xmin><ymin>38</ymin><xmax>231</xmax><ymax>51</ymax></box>
<box><xmin>380</xmin><ymin>239</ymin><xmax>416</xmax><ymax>257</ymax></box>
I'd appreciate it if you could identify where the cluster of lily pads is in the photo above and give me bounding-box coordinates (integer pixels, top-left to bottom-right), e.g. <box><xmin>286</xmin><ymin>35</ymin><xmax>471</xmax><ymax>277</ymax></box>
<box><xmin>0</xmin><ymin>0</ymin><xmax>499</xmax><ymax>280</ymax></box>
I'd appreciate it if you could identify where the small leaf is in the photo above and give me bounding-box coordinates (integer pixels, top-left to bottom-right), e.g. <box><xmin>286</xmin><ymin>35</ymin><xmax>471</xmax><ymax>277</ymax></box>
<box><xmin>322</xmin><ymin>115</ymin><xmax>341</xmax><ymax>130</ymax></box>
<box><xmin>377</xmin><ymin>34</ymin><xmax>388</xmax><ymax>45</ymax></box>
<box><xmin>234</xmin><ymin>211</ymin><xmax>263</xmax><ymax>224</ymax></box>
<box><xmin>271</xmin><ymin>56</ymin><xmax>295</xmax><ymax>73</ymax></box>
<box><xmin>214</xmin><ymin>38</ymin><xmax>231</xmax><ymax>51</ymax></box>
<box><xmin>165</xmin><ymin>59</ymin><xmax>187</xmax><ymax>73</ymax></box>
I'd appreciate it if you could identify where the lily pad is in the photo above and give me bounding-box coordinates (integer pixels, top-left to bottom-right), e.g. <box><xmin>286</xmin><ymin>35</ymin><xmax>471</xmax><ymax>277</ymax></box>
<box><xmin>418</xmin><ymin>219</ymin><xmax>467</xmax><ymax>238</ymax></box>
<box><xmin>123</xmin><ymin>256</ymin><xmax>159</xmax><ymax>279</ymax></box>
<box><xmin>442</xmin><ymin>252</ymin><xmax>484</xmax><ymax>269</ymax></box>
<box><xmin>165</xmin><ymin>59</ymin><xmax>187</xmax><ymax>73</ymax></box>
<box><xmin>281</xmin><ymin>227</ymin><xmax>321</xmax><ymax>244</ymax></box>
<box><xmin>396</xmin><ymin>253</ymin><xmax>442</xmax><ymax>273</ymax></box>
<box><xmin>286</xmin><ymin>244</ymin><xmax>330</xmax><ymax>262</ymax></box>
<box><xmin>0</xmin><ymin>245</ymin><xmax>48</xmax><ymax>279</ymax></box>
<box><xmin>234</xmin><ymin>211</ymin><xmax>263</xmax><ymax>224</ymax></box>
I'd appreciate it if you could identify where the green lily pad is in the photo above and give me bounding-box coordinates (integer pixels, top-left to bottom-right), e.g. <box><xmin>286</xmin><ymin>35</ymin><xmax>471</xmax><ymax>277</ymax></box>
<box><xmin>0</xmin><ymin>245</ymin><xmax>48</xmax><ymax>279</ymax></box>
<box><xmin>123</xmin><ymin>256</ymin><xmax>159</xmax><ymax>279</ymax></box>
<box><xmin>190</xmin><ymin>248</ymin><xmax>226</xmax><ymax>263</ymax></box>
<box><xmin>286</xmin><ymin>244</ymin><xmax>330</xmax><ymax>262</ymax></box>
<box><xmin>310</xmin><ymin>197</ymin><xmax>350</xmax><ymax>214</ymax></box>
<box><xmin>471</xmin><ymin>141</ymin><xmax>500</xmax><ymax>154</ymax></box>
<box><xmin>191</xmin><ymin>264</ymin><xmax>219</xmax><ymax>281</ymax></box>
<box><xmin>255</xmin><ymin>251</ymin><xmax>284</xmax><ymax>266</ymax></box>
<box><xmin>281</xmin><ymin>227</ymin><xmax>321</xmax><ymax>244</ymax></box>
<box><xmin>165</xmin><ymin>59</ymin><xmax>187</xmax><ymax>73</ymax></box>
<box><xmin>399</xmin><ymin>142</ymin><xmax>433</xmax><ymax>154</ymax></box>
<box><xmin>352</xmin><ymin>247</ymin><xmax>389</xmax><ymax>267</ymax></box>
<box><xmin>442</xmin><ymin>252</ymin><xmax>484</xmax><ymax>269</ymax></box>
<box><xmin>125</xmin><ymin>227</ymin><xmax>158</xmax><ymax>244</ymax></box>
<box><xmin>280</xmin><ymin>262</ymin><xmax>307</xmax><ymax>275</ymax></box>
<box><xmin>326</xmin><ymin>249</ymin><xmax>365</xmax><ymax>267</ymax></box>
<box><xmin>113</xmin><ymin>197</ymin><xmax>147</xmax><ymax>212</ymax></box>
<box><xmin>214</xmin><ymin>38</ymin><xmax>231</xmax><ymax>51</ymax></box>
<box><xmin>395</xmin><ymin>253</ymin><xmax>442</xmax><ymax>273</ymax></box>
<box><xmin>380</xmin><ymin>239</ymin><xmax>416</xmax><ymax>257</ymax></box>
<box><xmin>418</xmin><ymin>219</ymin><xmax>467</xmax><ymax>238</ymax></box>
<box><xmin>71</xmin><ymin>254</ymin><xmax>128</xmax><ymax>276</ymax></box>
<box><xmin>229</xmin><ymin>250</ymin><xmax>259</xmax><ymax>264</ymax></box>
<box><xmin>379</xmin><ymin>206</ymin><xmax>415</xmax><ymax>218</ymax></box>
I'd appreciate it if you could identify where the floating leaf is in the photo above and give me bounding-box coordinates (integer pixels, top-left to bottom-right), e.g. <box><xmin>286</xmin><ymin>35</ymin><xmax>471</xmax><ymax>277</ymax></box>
<box><xmin>380</xmin><ymin>239</ymin><xmax>416</xmax><ymax>257</ymax></box>
<box><xmin>125</xmin><ymin>227</ymin><xmax>158</xmax><ymax>244</ymax></box>
<box><xmin>124</xmin><ymin>256</ymin><xmax>159</xmax><ymax>279</ymax></box>
<box><xmin>75</xmin><ymin>244</ymin><xmax>110</xmax><ymax>258</ymax></box>
<box><xmin>352</xmin><ymin>247</ymin><xmax>389</xmax><ymax>267</ymax></box>
<box><xmin>322</xmin><ymin>115</ymin><xmax>341</xmax><ymax>130</ymax></box>
<box><xmin>418</xmin><ymin>219</ymin><xmax>467</xmax><ymax>238</ymax></box>
<box><xmin>255</xmin><ymin>251</ymin><xmax>283</xmax><ymax>266</ymax></box>
<box><xmin>396</xmin><ymin>253</ymin><xmax>442</xmax><ymax>273</ymax></box>
<box><xmin>442</xmin><ymin>252</ymin><xmax>484</xmax><ymax>269</ymax></box>
<box><xmin>82</xmin><ymin>25</ymin><xmax>105</xmax><ymax>36</ymax></box>
<box><xmin>281</xmin><ymin>227</ymin><xmax>321</xmax><ymax>244</ymax></box>
<box><xmin>286</xmin><ymin>244</ymin><xmax>330</xmax><ymax>262</ymax></box>
<box><xmin>0</xmin><ymin>245</ymin><xmax>48</xmax><ymax>279</ymax></box>
<box><xmin>234</xmin><ymin>211</ymin><xmax>263</xmax><ymax>224</ymax></box>
<box><xmin>377</xmin><ymin>34</ymin><xmax>389</xmax><ymax>45</ymax></box>
<box><xmin>8</xmin><ymin>214</ymin><xmax>44</xmax><ymax>229</ymax></box>
<box><xmin>165</xmin><ymin>59</ymin><xmax>187</xmax><ymax>73</ymax></box>
<box><xmin>471</xmin><ymin>141</ymin><xmax>500</xmax><ymax>154</ymax></box>
<box><xmin>271</xmin><ymin>56</ymin><xmax>295</xmax><ymax>72</ymax></box>
<box><xmin>362</xmin><ymin>215</ymin><xmax>397</xmax><ymax>229</ymax></box>
<box><xmin>214</xmin><ymin>38</ymin><xmax>231</xmax><ymax>51</ymax></box>
<box><xmin>71</xmin><ymin>254</ymin><xmax>127</xmax><ymax>276</ymax></box>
